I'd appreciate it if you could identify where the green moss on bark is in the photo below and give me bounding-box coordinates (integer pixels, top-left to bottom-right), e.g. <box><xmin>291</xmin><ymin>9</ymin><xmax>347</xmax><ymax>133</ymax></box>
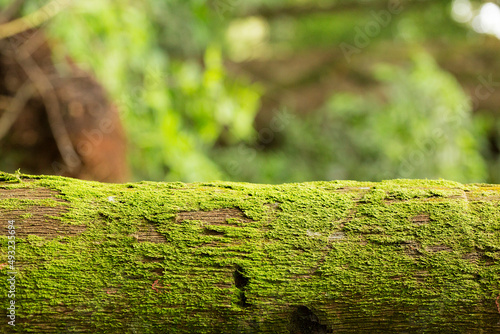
<box><xmin>1</xmin><ymin>171</ymin><xmax>500</xmax><ymax>333</ymax></box>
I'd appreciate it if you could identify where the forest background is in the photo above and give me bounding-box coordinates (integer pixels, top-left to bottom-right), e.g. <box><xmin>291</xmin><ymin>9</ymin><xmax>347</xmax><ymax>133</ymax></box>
<box><xmin>0</xmin><ymin>0</ymin><xmax>499</xmax><ymax>185</ymax></box>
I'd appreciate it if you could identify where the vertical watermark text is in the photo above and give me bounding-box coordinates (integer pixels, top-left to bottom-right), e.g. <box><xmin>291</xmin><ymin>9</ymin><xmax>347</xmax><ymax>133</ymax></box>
<box><xmin>6</xmin><ymin>219</ymin><xmax>17</xmax><ymax>327</ymax></box>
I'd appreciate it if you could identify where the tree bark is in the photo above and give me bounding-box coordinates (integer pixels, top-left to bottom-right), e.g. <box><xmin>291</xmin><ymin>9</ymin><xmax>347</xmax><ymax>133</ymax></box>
<box><xmin>1</xmin><ymin>171</ymin><xmax>500</xmax><ymax>333</ymax></box>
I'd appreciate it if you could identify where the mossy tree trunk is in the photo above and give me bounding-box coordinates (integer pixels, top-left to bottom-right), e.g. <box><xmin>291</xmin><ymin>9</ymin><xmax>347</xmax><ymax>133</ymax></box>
<box><xmin>1</xmin><ymin>171</ymin><xmax>500</xmax><ymax>333</ymax></box>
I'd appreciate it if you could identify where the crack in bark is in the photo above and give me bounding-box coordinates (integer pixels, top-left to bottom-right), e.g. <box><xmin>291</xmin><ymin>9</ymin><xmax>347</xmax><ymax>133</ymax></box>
<box><xmin>233</xmin><ymin>265</ymin><xmax>251</xmax><ymax>308</ymax></box>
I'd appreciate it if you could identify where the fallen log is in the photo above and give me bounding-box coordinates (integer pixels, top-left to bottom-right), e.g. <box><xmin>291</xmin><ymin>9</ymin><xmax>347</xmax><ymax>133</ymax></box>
<box><xmin>1</xmin><ymin>171</ymin><xmax>499</xmax><ymax>333</ymax></box>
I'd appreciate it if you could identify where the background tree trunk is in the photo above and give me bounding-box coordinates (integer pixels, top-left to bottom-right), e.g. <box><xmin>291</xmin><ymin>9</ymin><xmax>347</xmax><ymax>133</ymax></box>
<box><xmin>1</xmin><ymin>171</ymin><xmax>500</xmax><ymax>333</ymax></box>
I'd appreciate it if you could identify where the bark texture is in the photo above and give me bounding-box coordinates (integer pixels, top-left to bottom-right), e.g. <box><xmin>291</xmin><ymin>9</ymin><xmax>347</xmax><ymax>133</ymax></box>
<box><xmin>1</xmin><ymin>171</ymin><xmax>500</xmax><ymax>333</ymax></box>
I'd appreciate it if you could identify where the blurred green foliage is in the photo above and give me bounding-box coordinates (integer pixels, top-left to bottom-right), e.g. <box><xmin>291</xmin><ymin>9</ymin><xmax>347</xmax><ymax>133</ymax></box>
<box><xmin>45</xmin><ymin>0</ymin><xmax>261</xmax><ymax>181</ymax></box>
<box><xmin>3</xmin><ymin>0</ymin><xmax>497</xmax><ymax>183</ymax></box>
<box><xmin>214</xmin><ymin>53</ymin><xmax>487</xmax><ymax>183</ymax></box>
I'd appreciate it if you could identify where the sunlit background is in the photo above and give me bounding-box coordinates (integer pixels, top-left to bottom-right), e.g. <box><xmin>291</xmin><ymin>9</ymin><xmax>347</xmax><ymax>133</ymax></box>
<box><xmin>0</xmin><ymin>0</ymin><xmax>499</xmax><ymax>184</ymax></box>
